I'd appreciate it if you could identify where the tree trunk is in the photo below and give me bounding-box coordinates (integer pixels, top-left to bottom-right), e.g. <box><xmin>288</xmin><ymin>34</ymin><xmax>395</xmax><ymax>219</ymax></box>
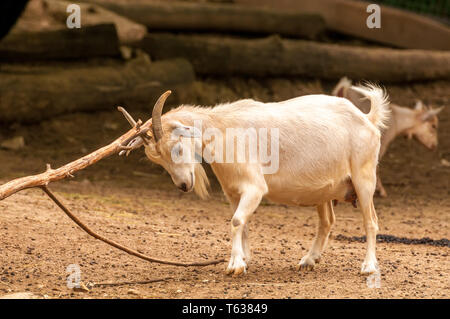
<box><xmin>141</xmin><ymin>33</ymin><xmax>450</xmax><ymax>82</ymax></box>
<box><xmin>236</xmin><ymin>0</ymin><xmax>450</xmax><ymax>51</ymax></box>
<box><xmin>0</xmin><ymin>55</ymin><xmax>195</xmax><ymax>123</ymax></box>
<box><xmin>0</xmin><ymin>24</ymin><xmax>121</xmax><ymax>61</ymax></box>
<box><xmin>82</xmin><ymin>0</ymin><xmax>325</xmax><ymax>39</ymax></box>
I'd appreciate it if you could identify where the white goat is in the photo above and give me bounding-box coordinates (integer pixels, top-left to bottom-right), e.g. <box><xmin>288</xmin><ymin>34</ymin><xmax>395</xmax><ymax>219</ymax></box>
<box><xmin>333</xmin><ymin>77</ymin><xmax>444</xmax><ymax>197</ymax></box>
<box><xmin>127</xmin><ymin>85</ymin><xmax>389</xmax><ymax>275</ymax></box>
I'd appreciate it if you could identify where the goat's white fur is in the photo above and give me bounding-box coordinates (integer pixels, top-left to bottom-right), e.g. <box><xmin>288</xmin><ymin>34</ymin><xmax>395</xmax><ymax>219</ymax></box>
<box><xmin>144</xmin><ymin>85</ymin><xmax>389</xmax><ymax>275</ymax></box>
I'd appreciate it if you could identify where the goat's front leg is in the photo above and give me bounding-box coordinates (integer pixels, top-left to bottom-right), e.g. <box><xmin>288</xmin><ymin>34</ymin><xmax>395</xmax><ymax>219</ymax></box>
<box><xmin>227</xmin><ymin>195</ymin><xmax>251</xmax><ymax>263</ymax></box>
<box><xmin>226</xmin><ymin>186</ymin><xmax>263</xmax><ymax>276</ymax></box>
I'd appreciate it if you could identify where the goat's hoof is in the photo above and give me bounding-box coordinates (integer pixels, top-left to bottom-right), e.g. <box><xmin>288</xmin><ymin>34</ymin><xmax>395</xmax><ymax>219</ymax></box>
<box><xmin>361</xmin><ymin>261</ymin><xmax>379</xmax><ymax>275</ymax></box>
<box><xmin>297</xmin><ymin>255</ymin><xmax>317</xmax><ymax>271</ymax></box>
<box><xmin>225</xmin><ymin>255</ymin><xmax>247</xmax><ymax>276</ymax></box>
<box><xmin>225</xmin><ymin>266</ymin><xmax>247</xmax><ymax>276</ymax></box>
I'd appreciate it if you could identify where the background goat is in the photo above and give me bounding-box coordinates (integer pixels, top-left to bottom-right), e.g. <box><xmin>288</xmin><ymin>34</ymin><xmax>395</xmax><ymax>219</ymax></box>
<box><xmin>130</xmin><ymin>86</ymin><xmax>389</xmax><ymax>276</ymax></box>
<box><xmin>332</xmin><ymin>77</ymin><xmax>444</xmax><ymax>197</ymax></box>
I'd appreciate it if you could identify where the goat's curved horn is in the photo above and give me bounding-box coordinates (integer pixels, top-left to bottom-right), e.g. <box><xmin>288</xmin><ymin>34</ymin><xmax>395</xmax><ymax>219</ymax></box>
<box><xmin>152</xmin><ymin>90</ymin><xmax>172</xmax><ymax>142</ymax></box>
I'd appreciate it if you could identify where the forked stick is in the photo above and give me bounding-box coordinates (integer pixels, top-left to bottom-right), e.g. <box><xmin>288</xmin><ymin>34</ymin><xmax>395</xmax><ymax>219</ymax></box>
<box><xmin>117</xmin><ymin>106</ymin><xmax>149</xmax><ymax>156</ymax></box>
<box><xmin>0</xmin><ymin>118</ymin><xmax>150</xmax><ymax>200</ymax></box>
<box><xmin>0</xmin><ymin>93</ymin><xmax>168</xmax><ymax>200</ymax></box>
<box><xmin>0</xmin><ymin>92</ymin><xmax>225</xmax><ymax>268</ymax></box>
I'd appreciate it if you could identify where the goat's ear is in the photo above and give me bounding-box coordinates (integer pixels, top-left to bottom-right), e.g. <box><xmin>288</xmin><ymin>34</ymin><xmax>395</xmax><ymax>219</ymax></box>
<box><xmin>422</xmin><ymin>106</ymin><xmax>444</xmax><ymax>121</ymax></box>
<box><xmin>429</xmin><ymin>106</ymin><xmax>444</xmax><ymax>115</ymax></box>
<box><xmin>170</xmin><ymin>121</ymin><xmax>202</xmax><ymax>138</ymax></box>
<box><xmin>144</xmin><ymin>142</ymin><xmax>161</xmax><ymax>159</ymax></box>
<box><xmin>332</xmin><ymin>77</ymin><xmax>351</xmax><ymax>97</ymax></box>
<box><xmin>405</xmin><ymin>129</ymin><xmax>413</xmax><ymax>140</ymax></box>
<box><xmin>414</xmin><ymin>100</ymin><xmax>425</xmax><ymax>111</ymax></box>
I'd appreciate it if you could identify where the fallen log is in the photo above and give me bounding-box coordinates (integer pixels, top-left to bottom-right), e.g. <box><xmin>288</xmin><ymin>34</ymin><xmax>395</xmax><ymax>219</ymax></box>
<box><xmin>141</xmin><ymin>33</ymin><xmax>450</xmax><ymax>82</ymax></box>
<box><xmin>0</xmin><ymin>23</ymin><xmax>121</xmax><ymax>61</ymax></box>
<box><xmin>81</xmin><ymin>0</ymin><xmax>325</xmax><ymax>39</ymax></box>
<box><xmin>236</xmin><ymin>0</ymin><xmax>450</xmax><ymax>51</ymax></box>
<box><xmin>12</xmin><ymin>0</ymin><xmax>147</xmax><ymax>46</ymax></box>
<box><xmin>0</xmin><ymin>54</ymin><xmax>195</xmax><ymax>123</ymax></box>
<box><xmin>0</xmin><ymin>96</ymin><xmax>225</xmax><ymax>268</ymax></box>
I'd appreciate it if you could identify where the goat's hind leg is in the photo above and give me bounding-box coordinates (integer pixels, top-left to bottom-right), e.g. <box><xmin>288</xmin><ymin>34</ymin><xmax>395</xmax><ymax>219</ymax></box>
<box><xmin>298</xmin><ymin>201</ymin><xmax>335</xmax><ymax>271</ymax></box>
<box><xmin>352</xmin><ymin>165</ymin><xmax>380</xmax><ymax>274</ymax></box>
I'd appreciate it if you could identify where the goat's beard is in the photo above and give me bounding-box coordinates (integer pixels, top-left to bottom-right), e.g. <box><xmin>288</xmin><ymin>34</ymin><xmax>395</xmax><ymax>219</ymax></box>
<box><xmin>193</xmin><ymin>163</ymin><xmax>210</xmax><ymax>200</ymax></box>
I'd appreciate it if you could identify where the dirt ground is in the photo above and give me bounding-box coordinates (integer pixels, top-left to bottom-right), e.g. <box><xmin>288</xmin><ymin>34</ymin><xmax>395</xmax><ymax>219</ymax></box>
<box><xmin>0</xmin><ymin>78</ymin><xmax>449</xmax><ymax>299</ymax></box>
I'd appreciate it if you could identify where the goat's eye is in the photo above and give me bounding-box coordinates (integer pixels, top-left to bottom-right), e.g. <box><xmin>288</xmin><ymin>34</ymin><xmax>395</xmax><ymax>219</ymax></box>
<box><xmin>174</xmin><ymin>145</ymin><xmax>183</xmax><ymax>157</ymax></box>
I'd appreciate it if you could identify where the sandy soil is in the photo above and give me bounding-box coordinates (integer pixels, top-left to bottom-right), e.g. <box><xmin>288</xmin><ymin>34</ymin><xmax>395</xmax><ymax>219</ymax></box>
<box><xmin>0</xmin><ymin>79</ymin><xmax>449</xmax><ymax>299</ymax></box>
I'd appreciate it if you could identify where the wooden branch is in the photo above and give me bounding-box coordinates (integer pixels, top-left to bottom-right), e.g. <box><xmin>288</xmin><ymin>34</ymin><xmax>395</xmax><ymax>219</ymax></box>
<box><xmin>41</xmin><ymin>186</ymin><xmax>224</xmax><ymax>267</ymax></box>
<box><xmin>141</xmin><ymin>33</ymin><xmax>450</xmax><ymax>82</ymax></box>
<box><xmin>91</xmin><ymin>277</ymin><xmax>173</xmax><ymax>287</ymax></box>
<box><xmin>0</xmin><ymin>118</ymin><xmax>149</xmax><ymax>200</ymax></box>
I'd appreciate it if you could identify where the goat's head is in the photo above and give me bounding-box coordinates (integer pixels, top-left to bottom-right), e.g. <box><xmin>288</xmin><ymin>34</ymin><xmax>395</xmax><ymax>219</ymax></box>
<box><xmin>119</xmin><ymin>91</ymin><xmax>209</xmax><ymax>198</ymax></box>
<box><xmin>405</xmin><ymin>101</ymin><xmax>444</xmax><ymax>150</ymax></box>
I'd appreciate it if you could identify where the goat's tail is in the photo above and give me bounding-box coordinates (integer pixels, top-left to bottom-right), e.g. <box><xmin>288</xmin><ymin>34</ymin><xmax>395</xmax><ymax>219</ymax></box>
<box><xmin>350</xmin><ymin>83</ymin><xmax>390</xmax><ymax>130</ymax></box>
